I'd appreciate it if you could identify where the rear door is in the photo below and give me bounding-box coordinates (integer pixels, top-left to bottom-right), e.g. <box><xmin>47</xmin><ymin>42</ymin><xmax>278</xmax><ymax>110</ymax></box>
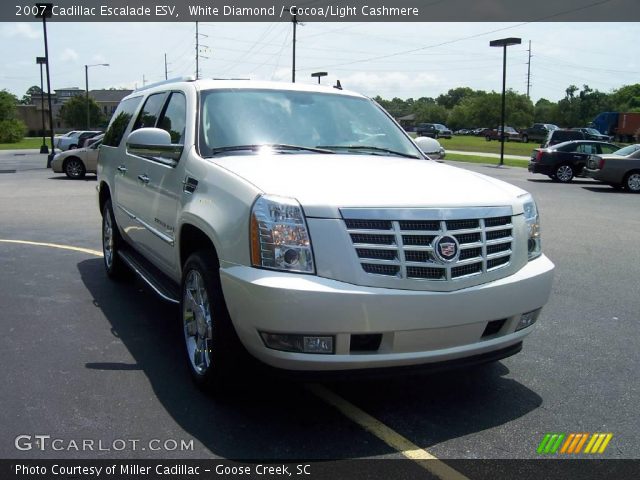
<box><xmin>99</xmin><ymin>95</ymin><xmax>143</xmax><ymax>242</ymax></box>
<box><xmin>571</xmin><ymin>142</ymin><xmax>599</xmax><ymax>171</ymax></box>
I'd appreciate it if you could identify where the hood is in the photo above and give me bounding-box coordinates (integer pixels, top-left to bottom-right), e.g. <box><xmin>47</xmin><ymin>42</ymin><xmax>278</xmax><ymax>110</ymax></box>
<box><xmin>212</xmin><ymin>153</ymin><xmax>528</xmax><ymax>218</ymax></box>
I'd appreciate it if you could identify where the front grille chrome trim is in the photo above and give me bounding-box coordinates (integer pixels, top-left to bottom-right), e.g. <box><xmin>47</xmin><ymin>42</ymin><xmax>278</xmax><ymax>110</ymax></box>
<box><xmin>341</xmin><ymin>206</ymin><xmax>513</xmax><ymax>221</ymax></box>
<box><xmin>343</xmin><ymin>207</ymin><xmax>514</xmax><ymax>282</ymax></box>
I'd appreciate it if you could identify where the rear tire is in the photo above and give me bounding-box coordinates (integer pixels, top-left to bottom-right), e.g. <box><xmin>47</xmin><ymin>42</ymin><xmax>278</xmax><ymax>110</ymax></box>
<box><xmin>554</xmin><ymin>164</ymin><xmax>574</xmax><ymax>183</ymax></box>
<box><xmin>181</xmin><ymin>251</ymin><xmax>249</xmax><ymax>394</ymax></box>
<box><xmin>522</xmin><ymin>135</ymin><xmax>529</xmax><ymax>143</ymax></box>
<box><xmin>624</xmin><ymin>171</ymin><xmax>640</xmax><ymax>192</ymax></box>
<box><xmin>485</xmin><ymin>135</ymin><xmax>491</xmax><ymax>142</ymax></box>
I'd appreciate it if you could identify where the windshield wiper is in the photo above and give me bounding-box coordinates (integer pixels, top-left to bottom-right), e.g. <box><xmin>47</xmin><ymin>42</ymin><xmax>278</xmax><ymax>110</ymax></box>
<box><xmin>206</xmin><ymin>144</ymin><xmax>335</xmax><ymax>156</ymax></box>
<box><xmin>316</xmin><ymin>145</ymin><xmax>420</xmax><ymax>159</ymax></box>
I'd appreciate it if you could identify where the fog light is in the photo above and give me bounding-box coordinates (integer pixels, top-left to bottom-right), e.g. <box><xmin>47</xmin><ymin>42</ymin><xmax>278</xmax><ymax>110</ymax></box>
<box><xmin>260</xmin><ymin>332</ymin><xmax>334</xmax><ymax>354</ymax></box>
<box><xmin>516</xmin><ymin>309</ymin><xmax>541</xmax><ymax>331</ymax></box>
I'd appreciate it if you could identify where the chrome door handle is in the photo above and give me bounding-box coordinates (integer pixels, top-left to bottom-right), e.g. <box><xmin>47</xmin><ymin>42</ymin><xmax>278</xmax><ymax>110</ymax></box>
<box><xmin>117</xmin><ymin>165</ymin><xmax>127</xmax><ymax>174</ymax></box>
<box><xmin>137</xmin><ymin>174</ymin><xmax>150</xmax><ymax>184</ymax></box>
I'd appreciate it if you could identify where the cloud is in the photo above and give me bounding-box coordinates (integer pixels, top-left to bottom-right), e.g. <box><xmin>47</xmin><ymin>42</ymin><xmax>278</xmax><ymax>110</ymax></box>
<box><xmin>60</xmin><ymin>48</ymin><xmax>79</xmax><ymax>62</ymax></box>
<box><xmin>1</xmin><ymin>23</ymin><xmax>41</xmax><ymax>40</ymax></box>
<box><xmin>338</xmin><ymin>71</ymin><xmax>443</xmax><ymax>98</ymax></box>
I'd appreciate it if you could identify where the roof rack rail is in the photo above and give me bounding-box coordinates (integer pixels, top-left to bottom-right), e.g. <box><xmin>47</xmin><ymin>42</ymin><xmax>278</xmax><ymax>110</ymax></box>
<box><xmin>133</xmin><ymin>76</ymin><xmax>195</xmax><ymax>93</ymax></box>
<box><xmin>211</xmin><ymin>78</ymin><xmax>251</xmax><ymax>81</ymax></box>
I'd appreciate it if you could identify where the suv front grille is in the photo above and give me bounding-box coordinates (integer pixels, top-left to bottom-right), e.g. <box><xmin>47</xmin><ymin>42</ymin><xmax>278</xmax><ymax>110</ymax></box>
<box><xmin>345</xmin><ymin>211</ymin><xmax>513</xmax><ymax>281</ymax></box>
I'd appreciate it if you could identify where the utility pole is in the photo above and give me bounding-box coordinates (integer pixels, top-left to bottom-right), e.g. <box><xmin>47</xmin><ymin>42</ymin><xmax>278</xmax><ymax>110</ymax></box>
<box><xmin>195</xmin><ymin>22</ymin><xmax>199</xmax><ymax>79</ymax></box>
<box><xmin>195</xmin><ymin>22</ymin><xmax>209</xmax><ymax>79</ymax></box>
<box><xmin>526</xmin><ymin>40</ymin><xmax>532</xmax><ymax>99</ymax></box>
<box><xmin>291</xmin><ymin>7</ymin><xmax>297</xmax><ymax>83</ymax></box>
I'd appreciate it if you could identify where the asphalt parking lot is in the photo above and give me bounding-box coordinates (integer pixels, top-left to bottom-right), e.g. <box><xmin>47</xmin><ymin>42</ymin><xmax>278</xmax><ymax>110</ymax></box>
<box><xmin>1</xmin><ymin>150</ymin><xmax>638</xmax><ymax>468</ymax></box>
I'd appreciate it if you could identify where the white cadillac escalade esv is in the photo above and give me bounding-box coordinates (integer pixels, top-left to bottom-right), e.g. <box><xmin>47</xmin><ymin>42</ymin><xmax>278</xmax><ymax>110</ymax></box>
<box><xmin>97</xmin><ymin>78</ymin><xmax>554</xmax><ymax>391</ymax></box>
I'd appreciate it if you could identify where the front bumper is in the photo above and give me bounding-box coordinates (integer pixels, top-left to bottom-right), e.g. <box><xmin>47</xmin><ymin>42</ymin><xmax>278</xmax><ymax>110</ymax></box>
<box><xmin>220</xmin><ymin>255</ymin><xmax>554</xmax><ymax>371</ymax></box>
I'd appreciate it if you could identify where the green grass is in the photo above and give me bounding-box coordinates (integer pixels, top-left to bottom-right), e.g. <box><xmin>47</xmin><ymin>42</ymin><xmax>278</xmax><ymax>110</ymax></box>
<box><xmin>445</xmin><ymin>153</ymin><xmax>528</xmax><ymax>168</ymax></box>
<box><xmin>410</xmin><ymin>133</ymin><xmax>539</xmax><ymax>157</ymax></box>
<box><xmin>0</xmin><ymin>137</ymin><xmax>53</xmax><ymax>150</ymax></box>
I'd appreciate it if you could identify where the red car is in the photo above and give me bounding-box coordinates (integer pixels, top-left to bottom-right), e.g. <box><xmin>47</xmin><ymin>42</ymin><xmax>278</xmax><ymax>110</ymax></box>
<box><xmin>485</xmin><ymin>126</ymin><xmax>521</xmax><ymax>142</ymax></box>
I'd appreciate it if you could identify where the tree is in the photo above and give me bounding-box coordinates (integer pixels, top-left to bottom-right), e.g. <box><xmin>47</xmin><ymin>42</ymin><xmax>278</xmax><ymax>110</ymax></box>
<box><xmin>20</xmin><ymin>85</ymin><xmax>43</xmax><ymax>105</ymax></box>
<box><xmin>59</xmin><ymin>96</ymin><xmax>105</xmax><ymax>129</ymax></box>
<box><xmin>436</xmin><ymin>87</ymin><xmax>475</xmax><ymax>110</ymax></box>
<box><xmin>0</xmin><ymin>90</ymin><xmax>19</xmax><ymax>120</ymax></box>
<box><xmin>0</xmin><ymin>90</ymin><xmax>26</xmax><ymax>143</ymax></box>
<box><xmin>610</xmin><ymin>84</ymin><xmax>640</xmax><ymax>112</ymax></box>
<box><xmin>533</xmin><ymin>99</ymin><xmax>557</xmax><ymax>123</ymax></box>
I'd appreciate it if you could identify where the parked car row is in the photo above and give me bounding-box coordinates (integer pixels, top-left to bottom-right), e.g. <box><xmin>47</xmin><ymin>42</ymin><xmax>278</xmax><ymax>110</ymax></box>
<box><xmin>528</xmin><ymin>140</ymin><xmax>640</xmax><ymax>192</ymax></box>
<box><xmin>53</xmin><ymin>130</ymin><xmax>103</xmax><ymax>151</ymax></box>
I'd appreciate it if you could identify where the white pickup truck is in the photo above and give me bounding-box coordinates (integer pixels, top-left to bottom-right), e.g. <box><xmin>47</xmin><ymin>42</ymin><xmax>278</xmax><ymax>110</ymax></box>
<box><xmin>97</xmin><ymin>78</ymin><xmax>554</xmax><ymax>391</ymax></box>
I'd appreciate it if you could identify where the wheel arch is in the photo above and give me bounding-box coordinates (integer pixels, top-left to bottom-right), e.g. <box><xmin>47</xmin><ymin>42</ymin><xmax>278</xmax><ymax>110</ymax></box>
<box><xmin>179</xmin><ymin>221</ymin><xmax>220</xmax><ymax>271</ymax></box>
<box><xmin>98</xmin><ymin>181</ymin><xmax>111</xmax><ymax>216</ymax></box>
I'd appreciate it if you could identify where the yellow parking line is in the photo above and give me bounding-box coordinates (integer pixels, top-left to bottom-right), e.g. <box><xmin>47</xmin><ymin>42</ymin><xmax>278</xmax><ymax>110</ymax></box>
<box><xmin>0</xmin><ymin>239</ymin><xmax>103</xmax><ymax>257</ymax></box>
<box><xmin>306</xmin><ymin>384</ymin><xmax>469</xmax><ymax>480</ymax></box>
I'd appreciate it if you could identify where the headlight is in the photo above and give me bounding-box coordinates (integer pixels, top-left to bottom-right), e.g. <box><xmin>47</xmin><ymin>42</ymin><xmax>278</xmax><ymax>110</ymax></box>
<box><xmin>520</xmin><ymin>193</ymin><xmax>541</xmax><ymax>260</ymax></box>
<box><xmin>250</xmin><ymin>194</ymin><xmax>315</xmax><ymax>273</ymax></box>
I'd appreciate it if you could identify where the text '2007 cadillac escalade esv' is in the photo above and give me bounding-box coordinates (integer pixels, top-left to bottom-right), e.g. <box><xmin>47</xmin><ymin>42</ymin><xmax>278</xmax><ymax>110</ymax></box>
<box><xmin>97</xmin><ymin>78</ymin><xmax>554</xmax><ymax>392</ymax></box>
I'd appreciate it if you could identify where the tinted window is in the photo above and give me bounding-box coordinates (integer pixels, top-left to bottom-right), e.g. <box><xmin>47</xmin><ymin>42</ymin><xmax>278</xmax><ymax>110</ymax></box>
<box><xmin>133</xmin><ymin>93</ymin><xmax>167</xmax><ymax>130</ymax></box>
<box><xmin>158</xmin><ymin>92</ymin><xmax>186</xmax><ymax>144</ymax></box>
<box><xmin>576</xmin><ymin>143</ymin><xmax>598</xmax><ymax>154</ymax></box>
<box><xmin>599</xmin><ymin>144</ymin><xmax>619</xmax><ymax>154</ymax></box>
<box><xmin>102</xmin><ymin>96</ymin><xmax>143</xmax><ymax>147</ymax></box>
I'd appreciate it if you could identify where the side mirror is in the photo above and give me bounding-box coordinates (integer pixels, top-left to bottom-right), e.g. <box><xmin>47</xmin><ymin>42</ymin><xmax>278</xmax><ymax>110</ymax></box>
<box><xmin>126</xmin><ymin>128</ymin><xmax>183</xmax><ymax>165</ymax></box>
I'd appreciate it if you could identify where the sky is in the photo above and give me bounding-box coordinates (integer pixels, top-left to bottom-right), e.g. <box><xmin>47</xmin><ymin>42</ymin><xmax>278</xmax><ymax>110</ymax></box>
<box><xmin>1</xmin><ymin>21</ymin><xmax>638</xmax><ymax>104</ymax></box>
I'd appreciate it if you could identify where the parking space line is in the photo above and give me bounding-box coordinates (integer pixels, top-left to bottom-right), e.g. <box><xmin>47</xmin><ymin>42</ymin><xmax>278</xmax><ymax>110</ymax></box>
<box><xmin>0</xmin><ymin>239</ymin><xmax>102</xmax><ymax>257</ymax></box>
<box><xmin>306</xmin><ymin>384</ymin><xmax>469</xmax><ymax>480</ymax></box>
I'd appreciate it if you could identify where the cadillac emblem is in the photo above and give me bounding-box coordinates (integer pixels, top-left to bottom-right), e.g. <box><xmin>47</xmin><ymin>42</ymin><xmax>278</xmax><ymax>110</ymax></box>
<box><xmin>434</xmin><ymin>235</ymin><xmax>460</xmax><ymax>263</ymax></box>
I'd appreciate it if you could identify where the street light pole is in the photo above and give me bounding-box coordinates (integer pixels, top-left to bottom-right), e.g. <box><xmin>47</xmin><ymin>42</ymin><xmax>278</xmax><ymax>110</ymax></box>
<box><xmin>35</xmin><ymin>3</ymin><xmax>54</xmax><ymax>166</ymax></box>
<box><xmin>291</xmin><ymin>7</ymin><xmax>298</xmax><ymax>83</ymax></box>
<box><xmin>85</xmin><ymin>63</ymin><xmax>109</xmax><ymax>129</ymax></box>
<box><xmin>36</xmin><ymin>56</ymin><xmax>48</xmax><ymax>154</ymax></box>
<box><xmin>490</xmin><ymin>37</ymin><xmax>521</xmax><ymax>167</ymax></box>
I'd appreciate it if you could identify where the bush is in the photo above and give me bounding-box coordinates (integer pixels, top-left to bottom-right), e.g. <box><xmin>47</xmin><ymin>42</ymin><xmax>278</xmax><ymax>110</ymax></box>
<box><xmin>0</xmin><ymin>119</ymin><xmax>27</xmax><ymax>143</ymax></box>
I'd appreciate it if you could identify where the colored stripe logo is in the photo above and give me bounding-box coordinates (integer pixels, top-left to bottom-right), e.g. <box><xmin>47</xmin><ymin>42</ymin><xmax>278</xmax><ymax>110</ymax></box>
<box><xmin>537</xmin><ymin>433</ymin><xmax>613</xmax><ymax>454</ymax></box>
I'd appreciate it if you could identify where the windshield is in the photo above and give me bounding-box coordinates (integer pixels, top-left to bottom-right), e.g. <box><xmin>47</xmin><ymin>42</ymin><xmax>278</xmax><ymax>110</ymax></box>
<box><xmin>585</xmin><ymin>128</ymin><xmax>601</xmax><ymax>135</ymax></box>
<box><xmin>199</xmin><ymin>88</ymin><xmax>421</xmax><ymax>158</ymax></box>
<box><xmin>614</xmin><ymin>144</ymin><xmax>640</xmax><ymax>156</ymax></box>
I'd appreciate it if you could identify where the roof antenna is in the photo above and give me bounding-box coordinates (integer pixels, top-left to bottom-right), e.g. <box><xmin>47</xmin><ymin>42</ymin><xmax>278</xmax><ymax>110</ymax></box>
<box><xmin>334</xmin><ymin>79</ymin><xmax>342</xmax><ymax>90</ymax></box>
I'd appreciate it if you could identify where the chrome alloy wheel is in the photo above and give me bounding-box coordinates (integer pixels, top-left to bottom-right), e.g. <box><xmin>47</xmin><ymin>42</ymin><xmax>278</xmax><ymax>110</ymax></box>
<box><xmin>556</xmin><ymin>165</ymin><xmax>573</xmax><ymax>182</ymax></box>
<box><xmin>66</xmin><ymin>159</ymin><xmax>83</xmax><ymax>178</ymax></box>
<box><xmin>102</xmin><ymin>210</ymin><xmax>114</xmax><ymax>269</ymax></box>
<box><xmin>627</xmin><ymin>173</ymin><xmax>640</xmax><ymax>192</ymax></box>
<box><xmin>183</xmin><ymin>270</ymin><xmax>213</xmax><ymax>375</ymax></box>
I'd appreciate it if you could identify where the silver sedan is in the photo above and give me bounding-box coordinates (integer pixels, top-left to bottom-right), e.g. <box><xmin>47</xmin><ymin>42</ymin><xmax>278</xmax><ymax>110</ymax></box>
<box><xmin>51</xmin><ymin>140</ymin><xmax>101</xmax><ymax>179</ymax></box>
<box><xmin>584</xmin><ymin>144</ymin><xmax>640</xmax><ymax>192</ymax></box>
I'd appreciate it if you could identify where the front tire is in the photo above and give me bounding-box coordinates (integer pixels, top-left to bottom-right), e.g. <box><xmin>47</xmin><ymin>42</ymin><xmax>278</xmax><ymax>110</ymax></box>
<box><xmin>181</xmin><ymin>251</ymin><xmax>248</xmax><ymax>393</ymax></box>
<box><xmin>102</xmin><ymin>199</ymin><xmax>127</xmax><ymax>279</ymax></box>
<box><xmin>485</xmin><ymin>135</ymin><xmax>491</xmax><ymax>142</ymax></box>
<box><xmin>522</xmin><ymin>134</ymin><xmax>529</xmax><ymax>143</ymax></box>
<box><xmin>64</xmin><ymin>158</ymin><xmax>86</xmax><ymax>179</ymax></box>
<box><xmin>624</xmin><ymin>171</ymin><xmax>640</xmax><ymax>192</ymax></box>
